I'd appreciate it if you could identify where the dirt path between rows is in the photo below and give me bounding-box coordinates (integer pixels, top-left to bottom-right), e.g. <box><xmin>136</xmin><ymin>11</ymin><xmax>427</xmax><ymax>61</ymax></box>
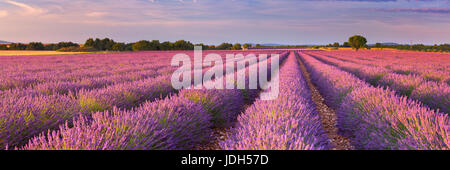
<box><xmin>193</xmin><ymin>127</ymin><xmax>234</xmax><ymax>150</ymax></box>
<box><xmin>296</xmin><ymin>52</ymin><xmax>353</xmax><ymax>150</ymax></box>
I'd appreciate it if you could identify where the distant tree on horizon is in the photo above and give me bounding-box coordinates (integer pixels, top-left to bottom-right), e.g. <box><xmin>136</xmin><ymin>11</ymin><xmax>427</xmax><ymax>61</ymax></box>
<box><xmin>173</xmin><ymin>40</ymin><xmax>194</xmax><ymax>50</ymax></box>
<box><xmin>84</xmin><ymin>38</ymin><xmax>116</xmax><ymax>51</ymax></box>
<box><xmin>0</xmin><ymin>44</ymin><xmax>7</xmax><ymax>50</ymax></box>
<box><xmin>112</xmin><ymin>43</ymin><xmax>126</xmax><ymax>51</ymax></box>
<box><xmin>342</xmin><ymin>42</ymin><xmax>351</xmax><ymax>47</ymax></box>
<box><xmin>8</xmin><ymin>43</ymin><xmax>27</xmax><ymax>50</ymax></box>
<box><xmin>348</xmin><ymin>35</ymin><xmax>367</xmax><ymax>51</ymax></box>
<box><xmin>132</xmin><ymin>40</ymin><xmax>152</xmax><ymax>51</ymax></box>
<box><xmin>243</xmin><ymin>43</ymin><xmax>252</xmax><ymax>49</ymax></box>
<box><xmin>232</xmin><ymin>43</ymin><xmax>242</xmax><ymax>50</ymax></box>
<box><xmin>217</xmin><ymin>43</ymin><xmax>233</xmax><ymax>50</ymax></box>
<box><xmin>160</xmin><ymin>41</ymin><xmax>173</xmax><ymax>50</ymax></box>
<box><xmin>26</xmin><ymin>42</ymin><xmax>45</xmax><ymax>50</ymax></box>
<box><xmin>333</xmin><ymin>42</ymin><xmax>340</xmax><ymax>47</ymax></box>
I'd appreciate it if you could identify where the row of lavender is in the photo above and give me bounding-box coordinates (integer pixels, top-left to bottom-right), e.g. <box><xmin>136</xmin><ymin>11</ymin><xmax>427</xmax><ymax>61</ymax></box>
<box><xmin>20</xmin><ymin>52</ymin><xmax>289</xmax><ymax>150</ymax></box>
<box><xmin>0</xmin><ymin>74</ymin><xmax>177</xmax><ymax>148</ymax></box>
<box><xmin>315</xmin><ymin>51</ymin><xmax>449</xmax><ymax>85</ymax></box>
<box><xmin>0</xmin><ymin>51</ymin><xmax>246</xmax><ymax>148</ymax></box>
<box><xmin>0</xmin><ymin>51</ymin><xmax>265</xmax><ymax>97</ymax></box>
<box><xmin>2</xmin><ymin>51</ymin><xmax>253</xmax><ymax>91</ymax></box>
<box><xmin>0</xmin><ymin>53</ymin><xmax>174</xmax><ymax>91</ymax></box>
<box><xmin>304</xmin><ymin>51</ymin><xmax>449</xmax><ymax>114</ymax></box>
<box><xmin>220</xmin><ymin>52</ymin><xmax>329</xmax><ymax>150</ymax></box>
<box><xmin>298</xmin><ymin>51</ymin><xmax>449</xmax><ymax>150</ymax></box>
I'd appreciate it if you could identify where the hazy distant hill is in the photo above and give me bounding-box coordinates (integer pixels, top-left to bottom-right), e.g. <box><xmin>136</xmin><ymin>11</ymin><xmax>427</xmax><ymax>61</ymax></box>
<box><xmin>0</xmin><ymin>40</ymin><xmax>11</xmax><ymax>44</ymax></box>
<box><xmin>247</xmin><ymin>43</ymin><xmax>294</xmax><ymax>46</ymax></box>
<box><xmin>369</xmin><ymin>42</ymin><xmax>400</xmax><ymax>46</ymax></box>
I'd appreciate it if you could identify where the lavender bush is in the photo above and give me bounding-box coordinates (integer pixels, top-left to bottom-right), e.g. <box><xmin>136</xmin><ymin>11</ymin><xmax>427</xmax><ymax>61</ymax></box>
<box><xmin>220</xmin><ymin>52</ymin><xmax>329</xmax><ymax>150</ymax></box>
<box><xmin>298</xmin><ymin>51</ymin><xmax>449</xmax><ymax>150</ymax></box>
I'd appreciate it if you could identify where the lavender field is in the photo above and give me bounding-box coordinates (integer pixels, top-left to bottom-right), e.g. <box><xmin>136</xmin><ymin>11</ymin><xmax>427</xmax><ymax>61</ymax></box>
<box><xmin>0</xmin><ymin>50</ymin><xmax>448</xmax><ymax>150</ymax></box>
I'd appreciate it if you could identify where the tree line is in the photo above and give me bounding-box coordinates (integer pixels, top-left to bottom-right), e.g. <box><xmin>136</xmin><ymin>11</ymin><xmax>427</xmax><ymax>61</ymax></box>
<box><xmin>373</xmin><ymin>43</ymin><xmax>450</xmax><ymax>52</ymax></box>
<box><xmin>321</xmin><ymin>35</ymin><xmax>449</xmax><ymax>52</ymax></box>
<box><xmin>0</xmin><ymin>42</ymin><xmax>79</xmax><ymax>51</ymax></box>
<box><xmin>0</xmin><ymin>38</ymin><xmax>248</xmax><ymax>51</ymax></box>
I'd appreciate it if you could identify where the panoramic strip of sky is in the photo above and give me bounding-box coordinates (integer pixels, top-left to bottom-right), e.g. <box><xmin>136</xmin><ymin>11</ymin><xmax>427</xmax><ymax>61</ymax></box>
<box><xmin>0</xmin><ymin>0</ymin><xmax>449</xmax><ymax>45</ymax></box>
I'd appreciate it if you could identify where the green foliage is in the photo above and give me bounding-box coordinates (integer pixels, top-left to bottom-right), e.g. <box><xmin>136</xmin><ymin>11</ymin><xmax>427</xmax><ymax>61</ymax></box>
<box><xmin>8</xmin><ymin>43</ymin><xmax>27</xmax><ymax>50</ymax></box>
<box><xmin>333</xmin><ymin>42</ymin><xmax>340</xmax><ymax>47</ymax></box>
<box><xmin>373</xmin><ymin>43</ymin><xmax>450</xmax><ymax>52</ymax></box>
<box><xmin>348</xmin><ymin>35</ymin><xmax>368</xmax><ymax>51</ymax></box>
<box><xmin>243</xmin><ymin>43</ymin><xmax>252</xmax><ymax>49</ymax></box>
<box><xmin>112</xmin><ymin>43</ymin><xmax>126</xmax><ymax>51</ymax></box>
<box><xmin>132</xmin><ymin>40</ymin><xmax>152</xmax><ymax>51</ymax></box>
<box><xmin>195</xmin><ymin>43</ymin><xmax>215</xmax><ymax>50</ymax></box>
<box><xmin>26</xmin><ymin>42</ymin><xmax>45</xmax><ymax>50</ymax></box>
<box><xmin>84</xmin><ymin>38</ymin><xmax>116</xmax><ymax>51</ymax></box>
<box><xmin>374</xmin><ymin>43</ymin><xmax>382</xmax><ymax>48</ymax></box>
<box><xmin>217</xmin><ymin>43</ymin><xmax>233</xmax><ymax>50</ymax></box>
<box><xmin>44</xmin><ymin>42</ymin><xmax>79</xmax><ymax>51</ymax></box>
<box><xmin>0</xmin><ymin>44</ymin><xmax>7</xmax><ymax>50</ymax></box>
<box><xmin>173</xmin><ymin>40</ymin><xmax>194</xmax><ymax>50</ymax></box>
<box><xmin>232</xmin><ymin>43</ymin><xmax>242</xmax><ymax>50</ymax></box>
<box><xmin>343</xmin><ymin>42</ymin><xmax>351</xmax><ymax>47</ymax></box>
<box><xmin>160</xmin><ymin>41</ymin><xmax>174</xmax><ymax>50</ymax></box>
<box><xmin>79</xmin><ymin>97</ymin><xmax>105</xmax><ymax>113</ymax></box>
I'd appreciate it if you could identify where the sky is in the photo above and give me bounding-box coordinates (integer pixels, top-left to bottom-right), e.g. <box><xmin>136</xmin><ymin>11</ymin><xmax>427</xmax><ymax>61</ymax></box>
<box><xmin>0</xmin><ymin>0</ymin><xmax>449</xmax><ymax>45</ymax></box>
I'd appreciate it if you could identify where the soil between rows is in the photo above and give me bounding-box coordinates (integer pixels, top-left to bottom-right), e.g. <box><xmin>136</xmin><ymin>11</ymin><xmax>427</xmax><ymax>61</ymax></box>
<box><xmin>296</xmin><ymin>52</ymin><xmax>353</xmax><ymax>150</ymax></box>
<box><xmin>195</xmin><ymin>51</ymin><xmax>353</xmax><ymax>150</ymax></box>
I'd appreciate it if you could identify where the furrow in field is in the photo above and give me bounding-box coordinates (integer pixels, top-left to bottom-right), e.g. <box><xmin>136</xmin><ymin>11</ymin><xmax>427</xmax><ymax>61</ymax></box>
<box><xmin>220</xmin><ymin>52</ymin><xmax>329</xmax><ymax>150</ymax></box>
<box><xmin>294</xmin><ymin>51</ymin><xmax>353</xmax><ymax>150</ymax></box>
<box><xmin>312</xmin><ymin>51</ymin><xmax>449</xmax><ymax>85</ymax></box>
<box><xmin>298</xmin><ymin>51</ymin><xmax>449</xmax><ymax>150</ymax></box>
<box><xmin>304</xmin><ymin>51</ymin><xmax>449</xmax><ymax>114</ymax></box>
<box><xmin>20</xmin><ymin>51</ymin><xmax>289</xmax><ymax>150</ymax></box>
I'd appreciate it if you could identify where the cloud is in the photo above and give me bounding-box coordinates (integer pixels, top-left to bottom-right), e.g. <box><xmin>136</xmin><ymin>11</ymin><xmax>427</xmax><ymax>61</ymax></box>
<box><xmin>375</xmin><ymin>8</ymin><xmax>450</xmax><ymax>14</ymax></box>
<box><xmin>85</xmin><ymin>12</ymin><xmax>108</xmax><ymax>17</ymax></box>
<box><xmin>0</xmin><ymin>10</ymin><xmax>8</xmax><ymax>18</ymax></box>
<box><xmin>3</xmin><ymin>0</ymin><xmax>45</xmax><ymax>15</ymax></box>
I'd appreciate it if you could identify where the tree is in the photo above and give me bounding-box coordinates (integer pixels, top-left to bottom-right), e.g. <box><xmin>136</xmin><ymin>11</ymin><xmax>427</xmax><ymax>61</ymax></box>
<box><xmin>195</xmin><ymin>43</ymin><xmax>211</xmax><ymax>50</ymax></box>
<box><xmin>342</xmin><ymin>42</ymin><xmax>351</xmax><ymax>47</ymax></box>
<box><xmin>132</xmin><ymin>40</ymin><xmax>152</xmax><ymax>51</ymax></box>
<box><xmin>333</xmin><ymin>42</ymin><xmax>340</xmax><ymax>47</ymax></box>
<box><xmin>44</xmin><ymin>44</ymin><xmax>57</xmax><ymax>50</ymax></box>
<box><xmin>100</xmin><ymin>38</ymin><xmax>116</xmax><ymax>51</ymax></box>
<box><xmin>149</xmin><ymin>40</ymin><xmax>161</xmax><ymax>50</ymax></box>
<box><xmin>217</xmin><ymin>43</ymin><xmax>233</xmax><ymax>50</ymax></box>
<box><xmin>26</xmin><ymin>42</ymin><xmax>45</xmax><ymax>50</ymax></box>
<box><xmin>84</xmin><ymin>38</ymin><xmax>95</xmax><ymax>47</ymax></box>
<box><xmin>173</xmin><ymin>40</ymin><xmax>194</xmax><ymax>50</ymax></box>
<box><xmin>374</xmin><ymin>43</ymin><xmax>382</xmax><ymax>48</ymax></box>
<box><xmin>243</xmin><ymin>43</ymin><xmax>252</xmax><ymax>49</ymax></box>
<box><xmin>8</xmin><ymin>43</ymin><xmax>27</xmax><ymax>50</ymax></box>
<box><xmin>0</xmin><ymin>44</ymin><xmax>7</xmax><ymax>50</ymax></box>
<box><xmin>124</xmin><ymin>43</ymin><xmax>134</xmax><ymax>51</ymax></box>
<box><xmin>232</xmin><ymin>43</ymin><xmax>242</xmax><ymax>50</ymax></box>
<box><xmin>112</xmin><ymin>43</ymin><xmax>125</xmax><ymax>51</ymax></box>
<box><xmin>84</xmin><ymin>38</ymin><xmax>116</xmax><ymax>51</ymax></box>
<box><xmin>160</xmin><ymin>41</ymin><xmax>173</xmax><ymax>50</ymax></box>
<box><xmin>348</xmin><ymin>35</ymin><xmax>367</xmax><ymax>51</ymax></box>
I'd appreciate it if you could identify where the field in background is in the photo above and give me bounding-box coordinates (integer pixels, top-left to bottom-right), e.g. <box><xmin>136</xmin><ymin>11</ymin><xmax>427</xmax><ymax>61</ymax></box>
<box><xmin>0</xmin><ymin>50</ymin><xmax>90</xmax><ymax>56</ymax></box>
<box><xmin>0</xmin><ymin>50</ymin><xmax>448</xmax><ymax>150</ymax></box>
